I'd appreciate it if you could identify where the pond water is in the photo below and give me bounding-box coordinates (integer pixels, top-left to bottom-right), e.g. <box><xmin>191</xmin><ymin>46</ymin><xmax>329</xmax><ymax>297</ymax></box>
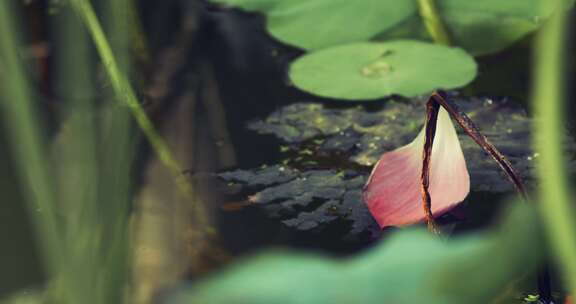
<box><xmin>1</xmin><ymin>3</ymin><xmax>575</xmax><ymax>301</ymax></box>
<box><xmin>205</xmin><ymin>9</ymin><xmax>576</xmax><ymax>258</ymax></box>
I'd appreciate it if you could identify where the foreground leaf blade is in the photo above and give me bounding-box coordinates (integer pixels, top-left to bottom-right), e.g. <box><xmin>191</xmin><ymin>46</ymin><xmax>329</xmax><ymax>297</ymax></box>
<box><xmin>166</xmin><ymin>205</ymin><xmax>540</xmax><ymax>304</ymax></box>
<box><xmin>532</xmin><ymin>0</ymin><xmax>576</xmax><ymax>296</ymax></box>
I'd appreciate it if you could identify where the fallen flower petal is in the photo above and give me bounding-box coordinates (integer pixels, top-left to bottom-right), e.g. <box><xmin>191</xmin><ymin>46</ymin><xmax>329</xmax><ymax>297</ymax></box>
<box><xmin>363</xmin><ymin>108</ymin><xmax>470</xmax><ymax>228</ymax></box>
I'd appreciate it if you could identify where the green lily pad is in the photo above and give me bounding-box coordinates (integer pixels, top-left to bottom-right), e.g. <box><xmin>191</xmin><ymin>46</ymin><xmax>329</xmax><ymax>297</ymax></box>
<box><xmin>377</xmin><ymin>0</ymin><xmax>560</xmax><ymax>56</ymax></box>
<box><xmin>289</xmin><ymin>41</ymin><xmax>477</xmax><ymax>100</ymax></box>
<box><xmin>211</xmin><ymin>0</ymin><xmax>416</xmax><ymax>50</ymax></box>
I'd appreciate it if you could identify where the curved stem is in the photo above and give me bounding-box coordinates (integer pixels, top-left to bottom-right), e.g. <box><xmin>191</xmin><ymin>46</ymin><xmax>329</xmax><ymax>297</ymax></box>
<box><xmin>420</xmin><ymin>91</ymin><xmax>529</xmax><ymax>233</ymax></box>
<box><xmin>430</xmin><ymin>92</ymin><xmax>528</xmax><ymax>200</ymax></box>
<box><xmin>429</xmin><ymin>90</ymin><xmax>555</xmax><ymax>301</ymax></box>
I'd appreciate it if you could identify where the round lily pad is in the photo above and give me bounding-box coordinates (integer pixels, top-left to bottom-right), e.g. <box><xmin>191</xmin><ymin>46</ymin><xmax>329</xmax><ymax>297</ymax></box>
<box><xmin>212</xmin><ymin>0</ymin><xmax>416</xmax><ymax>50</ymax></box>
<box><xmin>289</xmin><ymin>40</ymin><xmax>477</xmax><ymax>100</ymax></box>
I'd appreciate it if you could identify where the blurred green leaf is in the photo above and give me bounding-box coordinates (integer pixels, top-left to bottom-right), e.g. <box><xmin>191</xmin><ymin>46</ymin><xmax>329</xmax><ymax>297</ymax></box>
<box><xmin>378</xmin><ymin>0</ymin><xmax>560</xmax><ymax>56</ymax></box>
<box><xmin>167</xmin><ymin>204</ymin><xmax>541</xmax><ymax>304</ymax></box>
<box><xmin>289</xmin><ymin>40</ymin><xmax>476</xmax><ymax>100</ymax></box>
<box><xmin>212</xmin><ymin>0</ymin><xmax>416</xmax><ymax>50</ymax></box>
<box><xmin>0</xmin><ymin>289</ymin><xmax>44</xmax><ymax>304</ymax></box>
<box><xmin>213</xmin><ymin>0</ymin><xmax>572</xmax><ymax>55</ymax></box>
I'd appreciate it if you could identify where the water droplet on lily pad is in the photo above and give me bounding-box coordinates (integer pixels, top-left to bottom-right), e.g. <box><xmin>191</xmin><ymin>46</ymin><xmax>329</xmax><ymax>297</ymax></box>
<box><xmin>360</xmin><ymin>60</ymin><xmax>394</xmax><ymax>79</ymax></box>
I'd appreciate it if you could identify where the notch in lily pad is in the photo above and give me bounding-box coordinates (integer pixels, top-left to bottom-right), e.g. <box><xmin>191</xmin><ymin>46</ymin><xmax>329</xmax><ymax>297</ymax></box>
<box><xmin>289</xmin><ymin>40</ymin><xmax>477</xmax><ymax>100</ymax></box>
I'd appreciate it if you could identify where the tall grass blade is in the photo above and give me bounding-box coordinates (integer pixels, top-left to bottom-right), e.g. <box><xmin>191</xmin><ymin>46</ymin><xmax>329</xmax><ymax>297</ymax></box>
<box><xmin>533</xmin><ymin>0</ymin><xmax>576</xmax><ymax>296</ymax></box>
<box><xmin>0</xmin><ymin>0</ymin><xmax>62</xmax><ymax>278</ymax></box>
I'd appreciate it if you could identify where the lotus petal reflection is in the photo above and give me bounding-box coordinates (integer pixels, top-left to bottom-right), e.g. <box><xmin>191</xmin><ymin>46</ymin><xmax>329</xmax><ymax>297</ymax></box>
<box><xmin>363</xmin><ymin>108</ymin><xmax>469</xmax><ymax>228</ymax></box>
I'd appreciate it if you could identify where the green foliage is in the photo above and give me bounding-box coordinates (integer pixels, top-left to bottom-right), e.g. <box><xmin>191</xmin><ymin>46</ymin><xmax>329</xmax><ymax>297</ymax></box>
<box><xmin>167</xmin><ymin>205</ymin><xmax>540</xmax><ymax>304</ymax></box>
<box><xmin>0</xmin><ymin>0</ymin><xmax>62</xmax><ymax>278</ymax></box>
<box><xmin>289</xmin><ymin>41</ymin><xmax>476</xmax><ymax>100</ymax></box>
<box><xmin>213</xmin><ymin>0</ymin><xmax>567</xmax><ymax>55</ymax></box>
<box><xmin>212</xmin><ymin>0</ymin><xmax>575</xmax><ymax>100</ymax></box>
<box><xmin>0</xmin><ymin>1</ymin><xmax>136</xmax><ymax>303</ymax></box>
<box><xmin>379</xmin><ymin>0</ymin><xmax>556</xmax><ymax>56</ymax></box>
<box><xmin>212</xmin><ymin>0</ymin><xmax>416</xmax><ymax>50</ymax></box>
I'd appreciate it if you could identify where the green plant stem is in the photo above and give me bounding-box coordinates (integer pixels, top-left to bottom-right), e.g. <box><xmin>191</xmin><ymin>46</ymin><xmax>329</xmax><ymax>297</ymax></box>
<box><xmin>417</xmin><ymin>0</ymin><xmax>451</xmax><ymax>45</ymax></box>
<box><xmin>533</xmin><ymin>3</ymin><xmax>576</xmax><ymax>296</ymax></box>
<box><xmin>69</xmin><ymin>0</ymin><xmax>208</xmax><ymax>227</ymax></box>
<box><xmin>0</xmin><ymin>1</ymin><xmax>62</xmax><ymax>275</ymax></box>
<box><xmin>69</xmin><ymin>0</ymin><xmax>173</xmax><ymax>173</ymax></box>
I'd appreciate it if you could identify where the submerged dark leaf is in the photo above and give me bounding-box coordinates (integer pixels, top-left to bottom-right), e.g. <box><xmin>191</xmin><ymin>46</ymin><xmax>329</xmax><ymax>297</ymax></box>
<box><xmin>218</xmin><ymin>95</ymin><xmax>575</xmax><ymax>241</ymax></box>
<box><xmin>219</xmin><ymin>165</ymin><xmax>380</xmax><ymax>241</ymax></box>
<box><xmin>249</xmin><ymin>94</ymin><xmax>576</xmax><ymax>192</ymax></box>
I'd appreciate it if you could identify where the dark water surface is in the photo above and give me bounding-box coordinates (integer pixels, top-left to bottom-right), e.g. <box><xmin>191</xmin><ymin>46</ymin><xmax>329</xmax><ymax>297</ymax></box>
<box><xmin>2</xmin><ymin>2</ymin><xmax>575</xmax><ymax>299</ymax></box>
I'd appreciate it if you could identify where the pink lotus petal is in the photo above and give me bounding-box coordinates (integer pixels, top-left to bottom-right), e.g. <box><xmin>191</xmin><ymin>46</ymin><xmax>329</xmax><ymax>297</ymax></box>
<box><xmin>363</xmin><ymin>108</ymin><xmax>470</xmax><ymax>228</ymax></box>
